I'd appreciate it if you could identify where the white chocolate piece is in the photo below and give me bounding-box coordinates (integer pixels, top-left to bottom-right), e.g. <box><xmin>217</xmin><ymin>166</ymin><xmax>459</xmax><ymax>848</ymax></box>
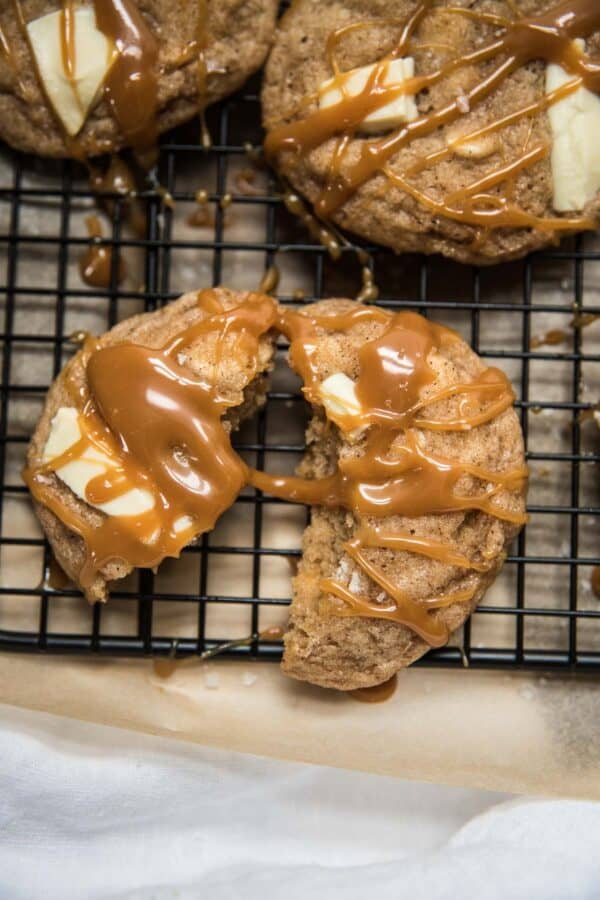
<box><xmin>27</xmin><ymin>8</ymin><xmax>114</xmax><ymax>136</ymax></box>
<box><xmin>42</xmin><ymin>407</ymin><xmax>155</xmax><ymax>518</ymax></box>
<box><xmin>318</xmin><ymin>58</ymin><xmax>418</xmax><ymax>134</ymax></box>
<box><xmin>547</xmin><ymin>41</ymin><xmax>600</xmax><ymax>211</ymax></box>
<box><xmin>319</xmin><ymin>373</ymin><xmax>362</xmax><ymax>421</ymax></box>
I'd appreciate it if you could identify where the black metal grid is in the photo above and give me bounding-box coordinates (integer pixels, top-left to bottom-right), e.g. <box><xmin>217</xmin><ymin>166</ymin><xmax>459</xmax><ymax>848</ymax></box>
<box><xmin>1</xmin><ymin>70</ymin><xmax>599</xmax><ymax>672</ymax></box>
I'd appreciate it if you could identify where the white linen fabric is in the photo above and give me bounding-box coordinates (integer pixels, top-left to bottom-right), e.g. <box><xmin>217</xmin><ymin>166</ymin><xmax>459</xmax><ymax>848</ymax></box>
<box><xmin>0</xmin><ymin>704</ymin><xmax>598</xmax><ymax>900</ymax></box>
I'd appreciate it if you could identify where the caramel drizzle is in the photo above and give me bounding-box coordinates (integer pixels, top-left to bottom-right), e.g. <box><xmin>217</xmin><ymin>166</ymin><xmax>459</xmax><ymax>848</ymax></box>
<box><xmin>93</xmin><ymin>0</ymin><xmax>159</xmax><ymax>153</ymax></box>
<box><xmin>24</xmin><ymin>300</ymin><xmax>524</xmax><ymax>646</ymax></box>
<box><xmin>249</xmin><ymin>304</ymin><xmax>526</xmax><ymax>646</ymax></box>
<box><xmin>265</xmin><ymin>0</ymin><xmax>600</xmax><ymax>235</ymax></box>
<box><xmin>59</xmin><ymin>0</ymin><xmax>76</xmax><ymax>91</ymax></box>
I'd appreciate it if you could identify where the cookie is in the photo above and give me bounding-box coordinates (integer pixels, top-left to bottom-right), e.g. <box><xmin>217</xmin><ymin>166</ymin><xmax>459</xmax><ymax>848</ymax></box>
<box><xmin>24</xmin><ymin>288</ymin><xmax>278</xmax><ymax>602</ymax></box>
<box><xmin>271</xmin><ymin>300</ymin><xmax>527</xmax><ymax>690</ymax></box>
<box><xmin>262</xmin><ymin>1</ymin><xmax>600</xmax><ymax>265</ymax></box>
<box><xmin>0</xmin><ymin>0</ymin><xmax>278</xmax><ymax>157</ymax></box>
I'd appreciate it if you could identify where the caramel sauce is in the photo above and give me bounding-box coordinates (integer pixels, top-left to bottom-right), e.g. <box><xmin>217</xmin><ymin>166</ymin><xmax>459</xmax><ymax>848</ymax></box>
<box><xmin>79</xmin><ymin>214</ymin><xmax>126</xmax><ymax>289</ymax></box>
<box><xmin>282</xmin><ymin>190</ymin><xmax>342</xmax><ymax>260</ymax></box>
<box><xmin>89</xmin><ymin>155</ymin><xmax>147</xmax><ymax>238</ymax></box>
<box><xmin>234</xmin><ymin>168</ymin><xmax>264</xmax><ymax>197</ymax></box>
<box><xmin>93</xmin><ymin>0</ymin><xmax>159</xmax><ymax>153</ymax></box>
<box><xmin>258</xmin><ymin>265</ymin><xmax>280</xmax><ymax>295</ymax></box>
<box><xmin>530</xmin><ymin>328</ymin><xmax>569</xmax><ymax>349</ymax></box>
<box><xmin>530</xmin><ymin>312</ymin><xmax>599</xmax><ymax>348</ymax></box>
<box><xmin>356</xmin><ymin>266</ymin><xmax>379</xmax><ymax>304</ymax></box>
<box><xmin>187</xmin><ymin>189</ymin><xmax>214</xmax><ymax>228</ymax></box>
<box><xmin>265</xmin><ymin>0</ymin><xmax>600</xmax><ymax>233</ymax></box>
<box><xmin>24</xmin><ymin>298</ymin><xmax>524</xmax><ymax>644</ymax></box>
<box><xmin>592</xmin><ymin>566</ymin><xmax>600</xmax><ymax>600</ymax></box>
<box><xmin>59</xmin><ymin>0</ymin><xmax>76</xmax><ymax>92</ymax></box>
<box><xmin>45</xmin><ymin>556</ymin><xmax>72</xmax><ymax>591</ymax></box>
<box><xmin>350</xmin><ymin>673</ymin><xmax>398</xmax><ymax>703</ymax></box>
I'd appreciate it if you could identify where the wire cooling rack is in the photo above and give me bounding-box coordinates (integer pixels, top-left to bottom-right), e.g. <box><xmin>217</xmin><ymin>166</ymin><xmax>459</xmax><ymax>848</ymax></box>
<box><xmin>0</xmin><ymin>68</ymin><xmax>599</xmax><ymax>671</ymax></box>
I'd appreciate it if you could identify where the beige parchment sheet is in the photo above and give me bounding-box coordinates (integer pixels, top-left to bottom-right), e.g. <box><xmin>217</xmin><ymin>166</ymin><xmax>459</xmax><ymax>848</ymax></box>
<box><xmin>0</xmin><ymin>142</ymin><xmax>599</xmax><ymax>799</ymax></box>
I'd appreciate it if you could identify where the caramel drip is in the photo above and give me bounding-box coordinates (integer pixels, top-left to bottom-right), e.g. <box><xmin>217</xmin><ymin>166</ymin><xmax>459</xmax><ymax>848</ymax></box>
<box><xmin>282</xmin><ymin>190</ymin><xmax>342</xmax><ymax>260</ymax></box>
<box><xmin>79</xmin><ymin>214</ymin><xmax>126</xmax><ymax>289</ymax></box>
<box><xmin>187</xmin><ymin>189</ymin><xmax>214</xmax><ymax>228</ymax></box>
<box><xmin>44</xmin><ymin>556</ymin><xmax>72</xmax><ymax>591</ymax></box>
<box><xmin>354</xmin><ymin>522</ymin><xmax>492</xmax><ymax>572</ymax></box>
<box><xmin>24</xmin><ymin>292</ymin><xmax>279</xmax><ymax>593</ymax></box>
<box><xmin>259</xmin><ymin>265</ymin><xmax>280</xmax><ymax>295</ymax></box>
<box><xmin>350</xmin><ymin>673</ymin><xmax>398</xmax><ymax>703</ymax></box>
<box><xmin>59</xmin><ymin>0</ymin><xmax>76</xmax><ymax>89</ymax></box>
<box><xmin>265</xmin><ymin>0</ymin><xmax>600</xmax><ymax>231</ymax></box>
<box><xmin>89</xmin><ymin>156</ymin><xmax>147</xmax><ymax>239</ymax></box>
<box><xmin>93</xmin><ymin>0</ymin><xmax>159</xmax><ymax>152</ymax></box>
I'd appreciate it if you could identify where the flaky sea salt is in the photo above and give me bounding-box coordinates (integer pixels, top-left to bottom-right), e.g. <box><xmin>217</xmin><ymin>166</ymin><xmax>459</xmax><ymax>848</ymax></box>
<box><xmin>456</xmin><ymin>94</ymin><xmax>470</xmax><ymax>114</ymax></box>
<box><xmin>241</xmin><ymin>671</ymin><xmax>257</xmax><ymax>687</ymax></box>
<box><xmin>335</xmin><ymin>556</ymin><xmax>351</xmax><ymax>581</ymax></box>
<box><xmin>348</xmin><ymin>569</ymin><xmax>363</xmax><ymax>594</ymax></box>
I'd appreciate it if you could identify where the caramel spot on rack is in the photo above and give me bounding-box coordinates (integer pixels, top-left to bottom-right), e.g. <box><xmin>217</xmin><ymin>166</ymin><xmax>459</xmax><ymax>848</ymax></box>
<box><xmin>592</xmin><ymin>566</ymin><xmax>600</xmax><ymax>600</ymax></box>
<box><xmin>79</xmin><ymin>215</ymin><xmax>126</xmax><ymax>289</ymax></box>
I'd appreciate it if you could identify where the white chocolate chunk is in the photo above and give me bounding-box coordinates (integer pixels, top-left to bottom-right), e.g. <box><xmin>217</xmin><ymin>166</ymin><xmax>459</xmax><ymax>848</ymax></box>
<box><xmin>42</xmin><ymin>406</ymin><xmax>155</xmax><ymax>518</ymax></box>
<box><xmin>319</xmin><ymin>373</ymin><xmax>362</xmax><ymax>420</ymax></box>
<box><xmin>27</xmin><ymin>8</ymin><xmax>114</xmax><ymax>136</ymax></box>
<box><xmin>318</xmin><ymin>58</ymin><xmax>418</xmax><ymax>134</ymax></box>
<box><xmin>42</xmin><ymin>406</ymin><xmax>81</xmax><ymax>461</ymax></box>
<box><xmin>547</xmin><ymin>41</ymin><xmax>600</xmax><ymax>211</ymax></box>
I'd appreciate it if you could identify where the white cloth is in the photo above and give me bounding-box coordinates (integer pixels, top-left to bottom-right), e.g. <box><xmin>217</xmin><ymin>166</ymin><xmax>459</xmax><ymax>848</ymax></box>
<box><xmin>0</xmin><ymin>704</ymin><xmax>598</xmax><ymax>900</ymax></box>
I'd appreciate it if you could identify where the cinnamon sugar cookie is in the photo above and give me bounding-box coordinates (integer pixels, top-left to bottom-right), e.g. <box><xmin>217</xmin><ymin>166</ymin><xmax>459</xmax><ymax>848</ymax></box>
<box><xmin>262</xmin><ymin>0</ymin><xmax>600</xmax><ymax>265</ymax></box>
<box><xmin>272</xmin><ymin>300</ymin><xmax>527</xmax><ymax>689</ymax></box>
<box><xmin>0</xmin><ymin>0</ymin><xmax>278</xmax><ymax>157</ymax></box>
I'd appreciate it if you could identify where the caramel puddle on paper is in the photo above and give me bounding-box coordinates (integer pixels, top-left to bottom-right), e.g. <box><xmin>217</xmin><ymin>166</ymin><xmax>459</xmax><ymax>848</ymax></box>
<box><xmin>349</xmin><ymin>673</ymin><xmax>398</xmax><ymax>704</ymax></box>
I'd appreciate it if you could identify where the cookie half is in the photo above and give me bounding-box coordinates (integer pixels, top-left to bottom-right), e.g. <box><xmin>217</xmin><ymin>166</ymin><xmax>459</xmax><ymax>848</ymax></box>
<box><xmin>263</xmin><ymin>0</ymin><xmax>600</xmax><ymax>264</ymax></box>
<box><xmin>277</xmin><ymin>300</ymin><xmax>527</xmax><ymax>690</ymax></box>
<box><xmin>25</xmin><ymin>288</ymin><xmax>277</xmax><ymax>601</ymax></box>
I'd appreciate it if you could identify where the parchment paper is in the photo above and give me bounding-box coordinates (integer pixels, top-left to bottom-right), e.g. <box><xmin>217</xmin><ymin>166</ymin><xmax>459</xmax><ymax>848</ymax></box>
<box><xmin>0</xmin><ymin>139</ymin><xmax>599</xmax><ymax>799</ymax></box>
